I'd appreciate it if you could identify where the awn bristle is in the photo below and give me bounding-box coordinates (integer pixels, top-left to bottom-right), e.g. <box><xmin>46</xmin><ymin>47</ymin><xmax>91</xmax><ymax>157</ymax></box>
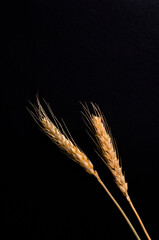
<box><xmin>31</xmin><ymin>98</ymin><xmax>95</xmax><ymax>176</ymax></box>
<box><xmin>91</xmin><ymin>112</ymin><xmax>128</xmax><ymax>198</ymax></box>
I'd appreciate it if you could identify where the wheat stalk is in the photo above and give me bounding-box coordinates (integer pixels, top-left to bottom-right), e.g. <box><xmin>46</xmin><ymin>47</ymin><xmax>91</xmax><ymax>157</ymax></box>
<box><xmin>29</xmin><ymin>97</ymin><xmax>141</xmax><ymax>240</ymax></box>
<box><xmin>83</xmin><ymin>103</ymin><xmax>151</xmax><ymax>240</ymax></box>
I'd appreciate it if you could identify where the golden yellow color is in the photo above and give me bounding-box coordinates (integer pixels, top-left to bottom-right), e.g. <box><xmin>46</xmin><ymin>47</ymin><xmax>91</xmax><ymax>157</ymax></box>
<box><xmin>29</xmin><ymin>97</ymin><xmax>143</xmax><ymax>240</ymax></box>
<box><xmin>92</xmin><ymin>115</ymin><xmax>128</xmax><ymax>198</ymax></box>
<box><xmin>85</xmin><ymin>104</ymin><xmax>151</xmax><ymax>240</ymax></box>
<box><xmin>34</xmin><ymin>98</ymin><xmax>95</xmax><ymax>176</ymax></box>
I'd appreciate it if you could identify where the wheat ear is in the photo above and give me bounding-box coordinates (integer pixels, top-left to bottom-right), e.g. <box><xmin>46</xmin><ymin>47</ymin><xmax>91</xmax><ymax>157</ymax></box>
<box><xmin>29</xmin><ymin>97</ymin><xmax>141</xmax><ymax>240</ymax></box>
<box><xmin>84</xmin><ymin>103</ymin><xmax>151</xmax><ymax>240</ymax></box>
<box><xmin>30</xmin><ymin>97</ymin><xmax>95</xmax><ymax>175</ymax></box>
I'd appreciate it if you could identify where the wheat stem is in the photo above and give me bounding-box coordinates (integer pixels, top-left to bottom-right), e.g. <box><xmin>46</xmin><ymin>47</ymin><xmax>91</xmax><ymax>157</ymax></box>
<box><xmin>127</xmin><ymin>197</ymin><xmax>151</xmax><ymax>240</ymax></box>
<box><xmin>93</xmin><ymin>171</ymin><xmax>141</xmax><ymax>240</ymax></box>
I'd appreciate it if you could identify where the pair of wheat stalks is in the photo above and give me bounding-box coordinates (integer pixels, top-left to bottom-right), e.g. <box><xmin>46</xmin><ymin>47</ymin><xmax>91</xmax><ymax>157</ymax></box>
<box><xmin>30</xmin><ymin>97</ymin><xmax>151</xmax><ymax>240</ymax></box>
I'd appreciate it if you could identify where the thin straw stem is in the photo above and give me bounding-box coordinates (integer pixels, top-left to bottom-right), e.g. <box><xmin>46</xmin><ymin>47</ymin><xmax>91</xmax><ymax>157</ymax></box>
<box><xmin>126</xmin><ymin>197</ymin><xmax>151</xmax><ymax>240</ymax></box>
<box><xmin>94</xmin><ymin>171</ymin><xmax>141</xmax><ymax>240</ymax></box>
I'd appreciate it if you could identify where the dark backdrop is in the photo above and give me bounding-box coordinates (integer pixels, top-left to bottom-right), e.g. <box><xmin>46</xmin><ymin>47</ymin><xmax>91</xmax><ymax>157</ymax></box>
<box><xmin>3</xmin><ymin>0</ymin><xmax>159</xmax><ymax>239</ymax></box>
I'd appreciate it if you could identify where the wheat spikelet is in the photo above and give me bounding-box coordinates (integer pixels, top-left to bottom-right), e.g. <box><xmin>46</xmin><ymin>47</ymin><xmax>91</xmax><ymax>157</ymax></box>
<box><xmin>30</xmin><ymin>97</ymin><xmax>95</xmax><ymax>175</ymax></box>
<box><xmin>82</xmin><ymin>103</ymin><xmax>128</xmax><ymax>198</ymax></box>
<box><xmin>92</xmin><ymin>115</ymin><xmax>129</xmax><ymax>198</ymax></box>
<box><xmin>82</xmin><ymin>103</ymin><xmax>151</xmax><ymax>240</ymax></box>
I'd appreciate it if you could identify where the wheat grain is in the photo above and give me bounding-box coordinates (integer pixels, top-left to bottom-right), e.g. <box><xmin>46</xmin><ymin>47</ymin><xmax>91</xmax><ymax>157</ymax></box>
<box><xmin>83</xmin><ymin>103</ymin><xmax>151</xmax><ymax>240</ymax></box>
<box><xmin>82</xmin><ymin>103</ymin><xmax>128</xmax><ymax>198</ymax></box>
<box><xmin>29</xmin><ymin>98</ymin><xmax>141</xmax><ymax>240</ymax></box>
<box><xmin>31</xmin><ymin>97</ymin><xmax>95</xmax><ymax>175</ymax></box>
<box><xmin>92</xmin><ymin>115</ymin><xmax>129</xmax><ymax>198</ymax></box>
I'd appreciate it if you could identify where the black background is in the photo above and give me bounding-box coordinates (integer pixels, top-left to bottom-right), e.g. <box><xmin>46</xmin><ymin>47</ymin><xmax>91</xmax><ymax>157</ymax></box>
<box><xmin>3</xmin><ymin>0</ymin><xmax>159</xmax><ymax>239</ymax></box>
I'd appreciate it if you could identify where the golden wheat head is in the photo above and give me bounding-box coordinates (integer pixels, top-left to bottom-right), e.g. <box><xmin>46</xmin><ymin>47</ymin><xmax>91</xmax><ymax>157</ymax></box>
<box><xmin>28</xmin><ymin>98</ymin><xmax>145</xmax><ymax>240</ymax></box>
<box><xmin>28</xmin><ymin>99</ymin><xmax>150</xmax><ymax>240</ymax></box>
<box><xmin>82</xmin><ymin>103</ymin><xmax>128</xmax><ymax>198</ymax></box>
<box><xmin>29</xmin><ymin>97</ymin><xmax>95</xmax><ymax>176</ymax></box>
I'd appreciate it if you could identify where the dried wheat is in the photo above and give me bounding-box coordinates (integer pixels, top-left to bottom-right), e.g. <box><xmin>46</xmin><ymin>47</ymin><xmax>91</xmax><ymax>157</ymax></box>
<box><xmin>92</xmin><ymin>115</ymin><xmax>129</xmax><ymax>198</ymax></box>
<box><xmin>30</xmin><ymin>97</ymin><xmax>95</xmax><ymax>175</ymax></box>
<box><xmin>29</xmin><ymin>98</ymin><xmax>141</xmax><ymax>240</ymax></box>
<box><xmin>83</xmin><ymin>103</ymin><xmax>151</xmax><ymax>240</ymax></box>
